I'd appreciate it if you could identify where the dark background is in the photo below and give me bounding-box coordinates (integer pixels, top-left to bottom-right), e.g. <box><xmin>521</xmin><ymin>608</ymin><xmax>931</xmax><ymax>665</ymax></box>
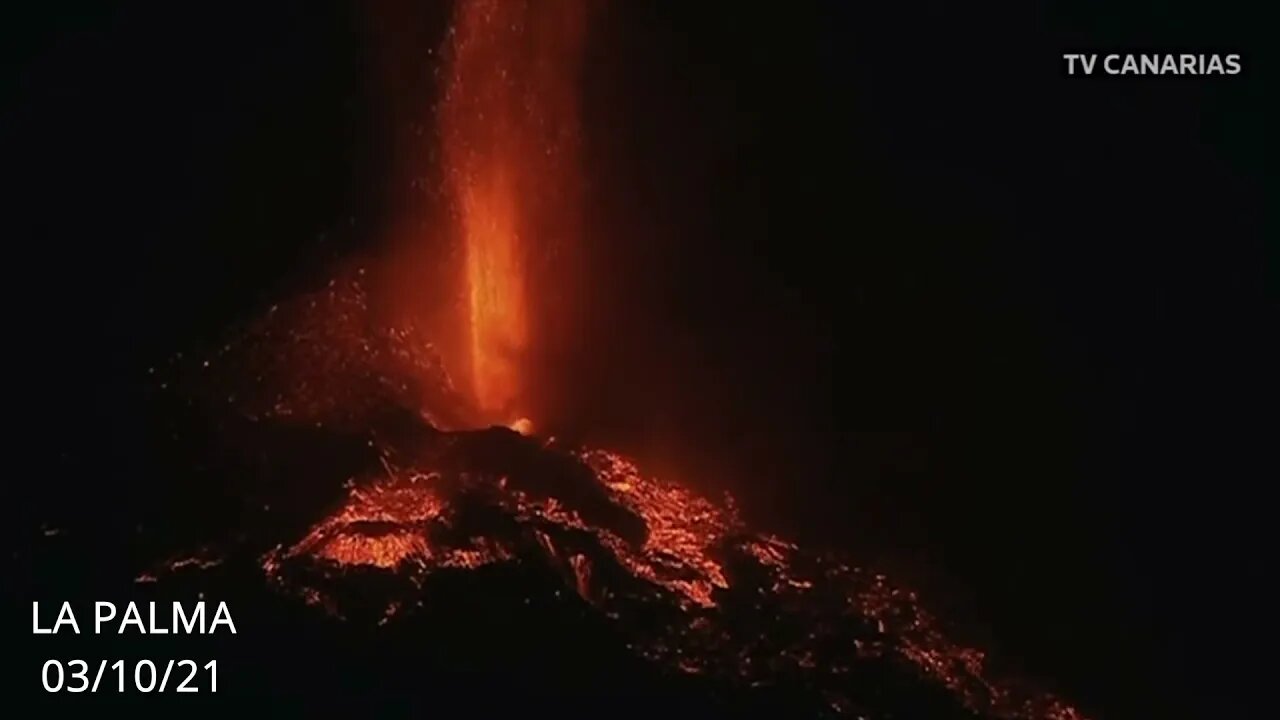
<box><xmin>3</xmin><ymin>1</ymin><xmax>1270</xmax><ymax>718</ymax></box>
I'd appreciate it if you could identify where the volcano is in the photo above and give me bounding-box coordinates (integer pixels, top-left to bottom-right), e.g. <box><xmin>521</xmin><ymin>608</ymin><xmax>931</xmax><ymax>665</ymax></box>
<box><xmin>131</xmin><ymin>272</ymin><xmax>1087</xmax><ymax>720</ymax></box>
<box><xmin>101</xmin><ymin>2</ymin><xmax>1087</xmax><ymax>716</ymax></box>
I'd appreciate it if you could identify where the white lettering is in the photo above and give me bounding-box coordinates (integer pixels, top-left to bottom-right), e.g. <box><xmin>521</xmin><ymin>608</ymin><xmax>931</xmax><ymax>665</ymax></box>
<box><xmin>32</xmin><ymin>602</ymin><xmax>50</xmax><ymax>634</ymax></box>
<box><xmin>95</xmin><ymin>602</ymin><xmax>116</xmax><ymax>633</ymax></box>
<box><xmin>147</xmin><ymin>602</ymin><xmax>168</xmax><ymax>634</ymax></box>
<box><xmin>174</xmin><ymin>602</ymin><xmax>205</xmax><ymax>634</ymax></box>
<box><xmin>120</xmin><ymin>602</ymin><xmax>145</xmax><ymax>633</ymax></box>
<box><xmin>31</xmin><ymin>601</ymin><xmax>77</xmax><ymax>634</ymax></box>
<box><xmin>1070</xmin><ymin>52</ymin><xmax>1242</xmax><ymax>77</ymax></box>
<box><xmin>1063</xmin><ymin>53</ymin><xmax>1098</xmax><ymax>75</ymax></box>
<box><xmin>210</xmin><ymin>602</ymin><xmax>237</xmax><ymax>634</ymax></box>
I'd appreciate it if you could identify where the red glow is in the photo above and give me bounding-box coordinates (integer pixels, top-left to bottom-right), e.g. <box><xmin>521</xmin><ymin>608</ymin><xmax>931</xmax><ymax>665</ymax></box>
<box><xmin>438</xmin><ymin>0</ymin><xmax>587</xmax><ymax>420</ymax></box>
<box><xmin>145</xmin><ymin>5</ymin><xmax>1092</xmax><ymax>716</ymax></box>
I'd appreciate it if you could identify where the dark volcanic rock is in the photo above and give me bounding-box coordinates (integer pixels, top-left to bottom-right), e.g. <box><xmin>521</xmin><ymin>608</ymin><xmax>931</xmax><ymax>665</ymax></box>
<box><xmin>135</xmin><ymin>278</ymin><xmax>1087</xmax><ymax>720</ymax></box>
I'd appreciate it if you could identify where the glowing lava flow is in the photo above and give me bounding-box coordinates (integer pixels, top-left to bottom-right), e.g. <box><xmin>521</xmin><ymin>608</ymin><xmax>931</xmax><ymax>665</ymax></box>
<box><xmin>438</xmin><ymin>0</ymin><xmax>587</xmax><ymax>419</ymax></box>
<box><xmin>140</xmin><ymin>3</ymin><xmax>1091</xmax><ymax>715</ymax></box>
<box><xmin>152</xmin><ymin>277</ymin><xmax>1091</xmax><ymax>720</ymax></box>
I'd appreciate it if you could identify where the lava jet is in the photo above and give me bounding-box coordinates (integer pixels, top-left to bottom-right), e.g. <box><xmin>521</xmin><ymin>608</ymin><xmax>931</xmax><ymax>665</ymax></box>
<box><xmin>134</xmin><ymin>1</ymin><xmax>1090</xmax><ymax>718</ymax></box>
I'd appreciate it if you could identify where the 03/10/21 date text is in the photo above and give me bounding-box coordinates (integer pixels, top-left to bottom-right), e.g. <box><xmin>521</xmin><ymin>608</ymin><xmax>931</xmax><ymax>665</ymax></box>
<box><xmin>42</xmin><ymin>659</ymin><xmax>218</xmax><ymax>693</ymax></box>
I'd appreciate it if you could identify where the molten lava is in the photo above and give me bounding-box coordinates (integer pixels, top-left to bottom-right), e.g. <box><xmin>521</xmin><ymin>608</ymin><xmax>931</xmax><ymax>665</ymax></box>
<box><xmin>152</xmin><ymin>274</ymin><xmax>1090</xmax><ymax>719</ymax></box>
<box><xmin>141</xmin><ymin>3</ymin><xmax>1091</xmax><ymax>716</ymax></box>
<box><xmin>438</xmin><ymin>0</ymin><xmax>587</xmax><ymax>420</ymax></box>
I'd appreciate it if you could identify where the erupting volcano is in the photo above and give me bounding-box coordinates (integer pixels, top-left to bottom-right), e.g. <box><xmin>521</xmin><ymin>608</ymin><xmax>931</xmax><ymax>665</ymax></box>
<box><xmin>378</xmin><ymin>0</ymin><xmax>588</xmax><ymax>425</ymax></box>
<box><xmin>442</xmin><ymin>0</ymin><xmax>585</xmax><ymax>421</ymax></box>
<box><xmin>135</xmin><ymin>1</ymin><xmax>1089</xmax><ymax>718</ymax></box>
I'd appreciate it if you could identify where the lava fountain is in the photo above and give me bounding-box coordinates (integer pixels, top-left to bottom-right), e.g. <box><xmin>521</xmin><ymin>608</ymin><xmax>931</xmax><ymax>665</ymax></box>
<box><xmin>140</xmin><ymin>4</ymin><xmax>1091</xmax><ymax>716</ymax></box>
<box><xmin>436</xmin><ymin>0</ymin><xmax>588</xmax><ymax>422</ymax></box>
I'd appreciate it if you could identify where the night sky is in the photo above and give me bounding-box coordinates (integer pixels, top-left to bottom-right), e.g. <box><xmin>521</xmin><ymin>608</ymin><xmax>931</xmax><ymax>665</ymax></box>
<box><xmin>4</xmin><ymin>2</ymin><xmax>1269</xmax><ymax>718</ymax></box>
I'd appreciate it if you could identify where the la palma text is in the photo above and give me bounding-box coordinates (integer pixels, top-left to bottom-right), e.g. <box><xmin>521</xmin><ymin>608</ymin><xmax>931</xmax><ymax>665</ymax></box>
<box><xmin>33</xmin><ymin>601</ymin><xmax>237</xmax><ymax>635</ymax></box>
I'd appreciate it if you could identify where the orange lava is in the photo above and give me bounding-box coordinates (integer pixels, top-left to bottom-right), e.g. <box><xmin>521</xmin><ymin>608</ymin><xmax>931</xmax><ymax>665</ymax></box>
<box><xmin>148</xmin><ymin>3</ymin><xmax>1090</xmax><ymax>713</ymax></box>
<box><xmin>438</xmin><ymin>0</ymin><xmax>588</xmax><ymax>419</ymax></box>
<box><xmin>253</xmin><ymin>441</ymin><xmax>1086</xmax><ymax>720</ymax></box>
<box><xmin>579</xmin><ymin>449</ymin><xmax>734</xmax><ymax>609</ymax></box>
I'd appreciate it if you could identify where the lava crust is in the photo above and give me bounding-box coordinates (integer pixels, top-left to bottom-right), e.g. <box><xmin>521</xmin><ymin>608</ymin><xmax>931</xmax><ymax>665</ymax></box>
<box><xmin>143</xmin><ymin>275</ymin><xmax>1086</xmax><ymax>720</ymax></box>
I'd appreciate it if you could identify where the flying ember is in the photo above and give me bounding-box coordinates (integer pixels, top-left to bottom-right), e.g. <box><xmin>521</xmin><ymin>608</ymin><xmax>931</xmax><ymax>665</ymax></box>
<box><xmin>438</xmin><ymin>0</ymin><xmax>587</xmax><ymax>421</ymax></box>
<box><xmin>138</xmin><ymin>2</ymin><xmax>1094</xmax><ymax>717</ymax></box>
